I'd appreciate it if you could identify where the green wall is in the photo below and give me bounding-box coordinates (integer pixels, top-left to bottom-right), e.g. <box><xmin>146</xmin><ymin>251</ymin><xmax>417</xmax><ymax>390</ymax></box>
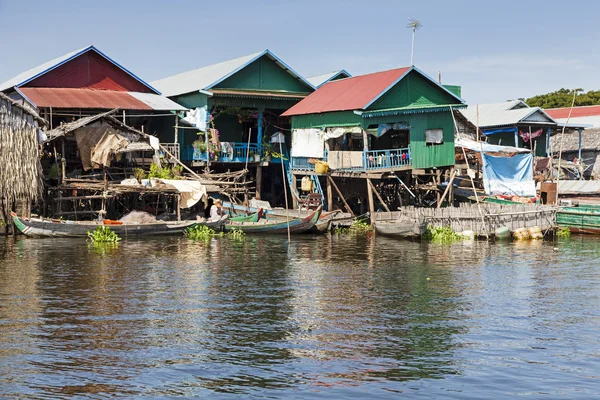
<box><xmin>215</xmin><ymin>55</ymin><xmax>312</xmax><ymax>93</ymax></box>
<box><xmin>364</xmin><ymin>111</ymin><xmax>455</xmax><ymax>169</ymax></box>
<box><xmin>291</xmin><ymin>111</ymin><xmax>361</xmax><ymax>129</ymax></box>
<box><xmin>368</xmin><ymin>70</ymin><xmax>459</xmax><ymax>111</ymax></box>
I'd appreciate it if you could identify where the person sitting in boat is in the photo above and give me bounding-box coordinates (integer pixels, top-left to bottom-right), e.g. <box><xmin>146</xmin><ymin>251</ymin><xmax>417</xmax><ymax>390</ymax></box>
<box><xmin>209</xmin><ymin>199</ymin><xmax>228</xmax><ymax>222</ymax></box>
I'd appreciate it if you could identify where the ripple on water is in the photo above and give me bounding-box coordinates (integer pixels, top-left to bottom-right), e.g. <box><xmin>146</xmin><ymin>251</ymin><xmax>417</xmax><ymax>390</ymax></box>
<box><xmin>0</xmin><ymin>235</ymin><xmax>599</xmax><ymax>398</ymax></box>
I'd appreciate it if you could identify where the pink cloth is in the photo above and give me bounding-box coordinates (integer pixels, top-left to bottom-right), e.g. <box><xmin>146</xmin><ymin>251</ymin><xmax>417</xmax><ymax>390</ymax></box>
<box><xmin>519</xmin><ymin>128</ymin><xmax>543</xmax><ymax>142</ymax></box>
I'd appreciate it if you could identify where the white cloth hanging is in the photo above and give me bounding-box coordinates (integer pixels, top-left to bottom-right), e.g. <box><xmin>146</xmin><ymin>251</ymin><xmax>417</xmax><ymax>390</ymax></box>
<box><xmin>291</xmin><ymin>128</ymin><xmax>325</xmax><ymax>158</ymax></box>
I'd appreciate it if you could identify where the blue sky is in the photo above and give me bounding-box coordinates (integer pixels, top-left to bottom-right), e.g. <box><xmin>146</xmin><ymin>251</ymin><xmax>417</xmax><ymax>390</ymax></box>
<box><xmin>1</xmin><ymin>0</ymin><xmax>598</xmax><ymax>103</ymax></box>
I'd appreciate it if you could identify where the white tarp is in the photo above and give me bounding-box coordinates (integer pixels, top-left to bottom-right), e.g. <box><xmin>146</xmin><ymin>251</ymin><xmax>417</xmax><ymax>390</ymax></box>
<box><xmin>291</xmin><ymin>128</ymin><xmax>325</xmax><ymax>158</ymax></box>
<box><xmin>327</xmin><ymin>150</ymin><xmax>364</xmax><ymax>170</ymax></box>
<box><xmin>324</xmin><ymin>126</ymin><xmax>362</xmax><ymax>140</ymax></box>
<box><xmin>157</xmin><ymin>179</ymin><xmax>207</xmax><ymax>208</ymax></box>
<box><xmin>456</xmin><ymin>138</ymin><xmax>531</xmax><ymax>154</ymax></box>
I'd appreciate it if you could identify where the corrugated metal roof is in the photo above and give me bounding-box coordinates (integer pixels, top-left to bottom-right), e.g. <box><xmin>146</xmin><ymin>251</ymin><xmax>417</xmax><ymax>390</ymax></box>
<box><xmin>18</xmin><ymin>87</ymin><xmax>184</xmax><ymax>110</ymax></box>
<box><xmin>151</xmin><ymin>49</ymin><xmax>315</xmax><ymax>97</ymax></box>
<box><xmin>282</xmin><ymin>67</ymin><xmax>411</xmax><ymax>116</ymax></box>
<box><xmin>128</xmin><ymin>92</ymin><xmax>187</xmax><ymax>110</ymax></box>
<box><xmin>0</xmin><ymin>46</ymin><xmax>160</xmax><ymax>94</ymax></box>
<box><xmin>546</xmin><ymin>105</ymin><xmax>600</xmax><ymax>119</ymax></box>
<box><xmin>306</xmin><ymin>70</ymin><xmax>351</xmax><ymax>88</ymax></box>
<box><xmin>460</xmin><ymin>102</ymin><xmax>556</xmax><ymax>128</ymax></box>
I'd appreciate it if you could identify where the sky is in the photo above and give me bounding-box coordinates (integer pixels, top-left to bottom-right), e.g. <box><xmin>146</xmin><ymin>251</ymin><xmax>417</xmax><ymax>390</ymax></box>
<box><xmin>1</xmin><ymin>0</ymin><xmax>599</xmax><ymax>104</ymax></box>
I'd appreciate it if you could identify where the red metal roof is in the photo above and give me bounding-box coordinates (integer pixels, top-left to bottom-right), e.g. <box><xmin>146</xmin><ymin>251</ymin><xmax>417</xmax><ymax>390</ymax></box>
<box><xmin>19</xmin><ymin>87</ymin><xmax>152</xmax><ymax>110</ymax></box>
<box><xmin>282</xmin><ymin>67</ymin><xmax>411</xmax><ymax>116</ymax></box>
<box><xmin>545</xmin><ymin>105</ymin><xmax>600</xmax><ymax>119</ymax></box>
<box><xmin>23</xmin><ymin>50</ymin><xmax>155</xmax><ymax>93</ymax></box>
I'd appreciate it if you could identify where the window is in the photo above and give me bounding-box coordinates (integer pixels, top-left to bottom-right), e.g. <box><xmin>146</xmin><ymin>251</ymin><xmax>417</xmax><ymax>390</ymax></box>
<box><xmin>425</xmin><ymin>129</ymin><xmax>444</xmax><ymax>145</ymax></box>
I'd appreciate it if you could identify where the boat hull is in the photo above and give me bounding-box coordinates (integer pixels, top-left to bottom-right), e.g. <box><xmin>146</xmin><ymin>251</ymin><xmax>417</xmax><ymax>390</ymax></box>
<box><xmin>11</xmin><ymin>212</ymin><xmax>221</xmax><ymax>238</ymax></box>
<box><xmin>557</xmin><ymin>207</ymin><xmax>600</xmax><ymax>234</ymax></box>
<box><xmin>224</xmin><ymin>207</ymin><xmax>321</xmax><ymax>234</ymax></box>
<box><xmin>373</xmin><ymin>221</ymin><xmax>422</xmax><ymax>238</ymax></box>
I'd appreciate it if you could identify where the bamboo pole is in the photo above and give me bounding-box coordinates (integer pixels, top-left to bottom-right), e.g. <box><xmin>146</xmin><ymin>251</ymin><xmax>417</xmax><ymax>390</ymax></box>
<box><xmin>366</xmin><ymin>179</ymin><xmax>375</xmax><ymax>224</ymax></box>
<box><xmin>555</xmin><ymin>90</ymin><xmax>578</xmax><ymax>203</ymax></box>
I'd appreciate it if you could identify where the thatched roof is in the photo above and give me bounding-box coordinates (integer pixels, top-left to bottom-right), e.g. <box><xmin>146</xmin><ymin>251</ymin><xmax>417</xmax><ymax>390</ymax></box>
<box><xmin>552</xmin><ymin>129</ymin><xmax>600</xmax><ymax>153</ymax></box>
<box><xmin>0</xmin><ymin>92</ymin><xmax>46</xmax><ymax>205</ymax></box>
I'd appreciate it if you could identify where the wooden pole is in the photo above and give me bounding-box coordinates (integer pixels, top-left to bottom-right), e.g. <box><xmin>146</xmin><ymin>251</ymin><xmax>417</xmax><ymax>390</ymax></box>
<box><xmin>174</xmin><ymin>114</ymin><xmax>179</xmax><ymax>144</ymax></box>
<box><xmin>327</xmin><ymin>176</ymin><xmax>333</xmax><ymax>211</ymax></box>
<box><xmin>368</xmin><ymin>179</ymin><xmax>391</xmax><ymax>212</ymax></box>
<box><xmin>435</xmin><ymin>169</ymin><xmax>441</xmax><ymax>205</ymax></box>
<box><xmin>279</xmin><ymin>141</ymin><xmax>291</xmax><ymax>241</ymax></box>
<box><xmin>291</xmin><ymin>174</ymin><xmax>298</xmax><ymax>209</ymax></box>
<box><xmin>366</xmin><ymin>178</ymin><xmax>375</xmax><ymax>224</ymax></box>
<box><xmin>437</xmin><ymin>169</ymin><xmax>457</xmax><ymax>208</ymax></box>
<box><xmin>556</xmin><ymin>90</ymin><xmax>578</xmax><ymax>203</ymax></box>
<box><xmin>61</xmin><ymin>137</ymin><xmax>66</xmax><ymax>184</ymax></box>
<box><xmin>328</xmin><ymin>176</ymin><xmax>354</xmax><ymax>216</ymax></box>
<box><xmin>177</xmin><ymin>194</ymin><xmax>181</xmax><ymax>221</ymax></box>
<box><xmin>255</xmin><ymin>165</ymin><xmax>262</xmax><ymax>200</ymax></box>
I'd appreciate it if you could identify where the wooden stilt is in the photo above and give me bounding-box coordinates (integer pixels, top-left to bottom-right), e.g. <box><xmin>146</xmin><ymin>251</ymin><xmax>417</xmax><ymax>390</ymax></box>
<box><xmin>437</xmin><ymin>169</ymin><xmax>457</xmax><ymax>209</ymax></box>
<box><xmin>255</xmin><ymin>166</ymin><xmax>263</xmax><ymax>200</ymax></box>
<box><xmin>368</xmin><ymin>179</ymin><xmax>391</xmax><ymax>212</ymax></box>
<box><xmin>327</xmin><ymin>175</ymin><xmax>333</xmax><ymax>211</ymax></box>
<box><xmin>366</xmin><ymin>179</ymin><xmax>375</xmax><ymax>224</ymax></box>
<box><xmin>436</xmin><ymin>169</ymin><xmax>441</xmax><ymax>205</ymax></box>
<box><xmin>291</xmin><ymin>174</ymin><xmax>298</xmax><ymax>209</ymax></box>
<box><xmin>177</xmin><ymin>194</ymin><xmax>181</xmax><ymax>221</ymax></box>
<box><xmin>328</xmin><ymin>176</ymin><xmax>354</xmax><ymax>216</ymax></box>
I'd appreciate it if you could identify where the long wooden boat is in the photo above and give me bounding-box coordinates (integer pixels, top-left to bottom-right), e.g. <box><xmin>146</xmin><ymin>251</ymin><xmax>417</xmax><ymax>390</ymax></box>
<box><xmin>372</xmin><ymin>211</ymin><xmax>425</xmax><ymax>239</ymax></box>
<box><xmin>223</xmin><ymin>207</ymin><xmax>321</xmax><ymax>234</ymax></box>
<box><xmin>11</xmin><ymin>212</ymin><xmax>222</xmax><ymax>238</ymax></box>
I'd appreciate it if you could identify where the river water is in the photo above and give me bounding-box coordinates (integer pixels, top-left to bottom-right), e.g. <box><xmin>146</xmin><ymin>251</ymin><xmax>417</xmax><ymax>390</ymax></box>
<box><xmin>1</xmin><ymin>234</ymin><xmax>599</xmax><ymax>399</ymax></box>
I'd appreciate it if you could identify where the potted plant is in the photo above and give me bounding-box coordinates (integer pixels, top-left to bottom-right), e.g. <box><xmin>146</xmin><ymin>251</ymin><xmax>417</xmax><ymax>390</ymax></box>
<box><xmin>262</xmin><ymin>140</ymin><xmax>286</xmax><ymax>162</ymax></box>
<box><xmin>193</xmin><ymin>139</ymin><xmax>207</xmax><ymax>153</ymax></box>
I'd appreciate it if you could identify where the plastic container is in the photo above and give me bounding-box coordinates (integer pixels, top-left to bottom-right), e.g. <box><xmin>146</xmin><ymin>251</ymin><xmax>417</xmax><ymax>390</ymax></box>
<box><xmin>315</xmin><ymin>161</ymin><xmax>329</xmax><ymax>174</ymax></box>
<box><xmin>301</xmin><ymin>176</ymin><xmax>313</xmax><ymax>191</ymax></box>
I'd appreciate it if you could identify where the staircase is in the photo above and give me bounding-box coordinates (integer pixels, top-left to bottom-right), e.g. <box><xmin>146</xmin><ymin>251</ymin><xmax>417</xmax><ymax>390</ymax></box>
<box><xmin>282</xmin><ymin>151</ymin><xmax>325</xmax><ymax>210</ymax></box>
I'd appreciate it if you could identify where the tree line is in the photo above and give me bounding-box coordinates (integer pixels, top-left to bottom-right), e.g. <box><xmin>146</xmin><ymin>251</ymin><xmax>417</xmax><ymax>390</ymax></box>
<box><xmin>525</xmin><ymin>88</ymin><xmax>600</xmax><ymax>108</ymax></box>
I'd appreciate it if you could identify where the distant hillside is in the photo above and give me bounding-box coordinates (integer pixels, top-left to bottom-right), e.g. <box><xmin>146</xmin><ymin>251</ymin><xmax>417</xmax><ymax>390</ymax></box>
<box><xmin>526</xmin><ymin>88</ymin><xmax>600</xmax><ymax>108</ymax></box>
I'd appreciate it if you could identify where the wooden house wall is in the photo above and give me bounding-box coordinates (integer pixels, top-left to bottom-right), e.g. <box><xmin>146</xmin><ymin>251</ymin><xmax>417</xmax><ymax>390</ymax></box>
<box><xmin>214</xmin><ymin>55</ymin><xmax>312</xmax><ymax>93</ymax></box>
<box><xmin>291</xmin><ymin>111</ymin><xmax>361</xmax><ymax>130</ymax></box>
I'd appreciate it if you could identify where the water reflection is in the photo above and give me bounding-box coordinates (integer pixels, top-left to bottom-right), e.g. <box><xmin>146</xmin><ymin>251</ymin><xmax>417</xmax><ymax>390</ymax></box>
<box><xmin>1</xmin><ymin>235</ymin><xmax>600</xmax><ymax>398</ymax></box>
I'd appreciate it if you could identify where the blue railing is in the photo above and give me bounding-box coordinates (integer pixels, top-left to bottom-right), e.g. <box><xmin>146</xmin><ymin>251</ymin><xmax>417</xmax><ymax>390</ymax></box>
<box><xmin>364</xmin><ymin>148</ymin><xmax>411</xmax><ymax>170</ymax></box>
<box><xmin>182</xmin><ymin>143</ymin><xmax>264</xmax><ymax>163</ymax></box>
<box><xmin>290</xmin><ymin>147</ymin><xmax>411</xmax><ymax>172</ymax></box>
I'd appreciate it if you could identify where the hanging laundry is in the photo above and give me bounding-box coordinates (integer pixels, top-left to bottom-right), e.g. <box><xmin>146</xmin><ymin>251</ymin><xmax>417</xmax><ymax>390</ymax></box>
<box><xmin>519</xmin><ymin>128</ymin><xmax>543</xmax><ymax>142</ymax></box>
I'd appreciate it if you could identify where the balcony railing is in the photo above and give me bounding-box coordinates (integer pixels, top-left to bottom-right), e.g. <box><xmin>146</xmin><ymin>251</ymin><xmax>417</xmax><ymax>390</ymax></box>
<box><xmin>161</xmin><ymin>143</ymin><xmax>181</xmax><ymax>160</ymax></box>
<box><xmin>290</xmin><ymin>147</ymin><xmax>411</xmax><ymax>173</ymax></box>
<box><xmin>182</xmin><ymin>143</ymin><xmax>264</xmax><ymax>163</ymax></box>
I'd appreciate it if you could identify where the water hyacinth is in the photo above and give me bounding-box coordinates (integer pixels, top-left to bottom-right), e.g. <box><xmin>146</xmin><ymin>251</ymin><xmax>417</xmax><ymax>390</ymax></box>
<box><xmin>87</xmin><ymin>226</ymin><xmax>121</xmax><ymax>243</ymax></box>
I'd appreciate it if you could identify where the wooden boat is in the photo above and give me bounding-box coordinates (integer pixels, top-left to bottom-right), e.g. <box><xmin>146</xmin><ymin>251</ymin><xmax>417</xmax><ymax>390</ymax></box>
<box><xmin>223</xmin><ymin>207</ymin><xmax>322</xmax><ymax>234</ymax></box>
<box><xmin>556</xmin><ymin>205</ymin><xmax>600</xmax><ymax>234</ymax></box>
<box><xmin>11</xmin><ymin>212</ymin><xmax>222</xmax><ymax>238</ymax></box>
<box><xmin>309</xmin><ymin>211</ymin><xmax>339</xmax><ymax>233</ymax></box>
<box><xmin>372</xmin><ymin>211</ymin><xmax>425</xmax><ymax>239</ymax></box>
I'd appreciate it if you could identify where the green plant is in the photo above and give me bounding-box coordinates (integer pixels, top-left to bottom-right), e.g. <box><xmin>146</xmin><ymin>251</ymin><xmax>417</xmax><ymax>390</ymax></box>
<box><xmin>227</xmin><ymin>228</ymin><xmax>246</xmax><ymax>240</ymax></box>
<box><xmin>262</xmin><ymin>140</ymin><xmax>286</xmax><ymax>160</ymax></box>
<box><xmin>424</xmin><ymin>225</ymin><xmax>463</xmax><ymax>244</ymax></box>
<box><xmin>133</xmin><ymin>168</ymin><xmax>146</xmax><ymax>182</ymax></box>
<box><xmin>334</xmin><ymin>220</ymin><xmax>372</xmax><ymax>235</ymax></box>
<box><xmin>87</xmin><ymin>226</ymin><xmax>121</xmax><ymax>243</ymax></box>
<box><xmin>48</xmin><ymin>163</ymin><xmax>60</xmax><ymax>179</ymax></box>
<box><xmin>193</xmin><ymin>139</ymin><xmax>207</xmax><ymax>152</ymax></box>
<box><xmin>557</xmin><ymin>227</ymin><xmax>571</xmax><ymax>238</ymax></box>
<box><xmin>171</xmin><ymin>165</ymin><xmax>183</xmax><ymax>179</ymax></box>
<box><xmin>185</xmin><ymin>224</ymin><xmax>224</xmax><ymax>241</ymax></box>
<box><xmin>148</xmin><ymin>163</ymin><xmax>172</xmax><ymax>179</ymax></box>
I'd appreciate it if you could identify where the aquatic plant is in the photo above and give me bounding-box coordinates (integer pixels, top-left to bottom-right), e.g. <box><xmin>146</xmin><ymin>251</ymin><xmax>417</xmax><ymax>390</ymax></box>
<box><xmin>334</xmin><ymin>220</ymin><xmax>373</xmax><ymax>235</ymax></box>
<box><xmin>185</xmin><ymin>224</ymin><xmax>224</xmax><ymax>241</ymax></box>
<box><xmin>424</xmin><ymin>225</ymin><xmax>463</xmax><ymax>244</ymax></box>
<box><xmin>227</xmin><ymin>228</ymin><xmax>246</xmax><ymax>241</ymax></box>
<box><xmin>557</xmin><ymin>227</ymin><xmax>571</xmax><ymax>238</ymax></box>
<box><xmin>87</xmin><ymin>226</ymin><xmax>121</xmax><ymax>243</ymax></box>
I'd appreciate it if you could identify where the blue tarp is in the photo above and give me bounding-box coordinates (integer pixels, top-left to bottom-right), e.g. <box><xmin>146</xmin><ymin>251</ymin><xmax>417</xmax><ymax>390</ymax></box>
<box><xmin>482</xmin><ymin>153</ymin><xmax>536</xmax><ymax>197</ymax></box>
<box><xmin>483</xmin><ymin>126</ymin><xmax>517</xmax><ymax>136</ymax></box>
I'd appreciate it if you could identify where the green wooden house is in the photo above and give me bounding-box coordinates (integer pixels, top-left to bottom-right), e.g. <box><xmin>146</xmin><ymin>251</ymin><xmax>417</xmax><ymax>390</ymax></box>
<box><xmin>282</xmin><ymin>66</ymin><xmax>466</xmax><ymax>173</ymax></box>
<box><xmin>151</xmin><ymin>50</ymin><xmax>315</xmax><ymax>166</ymax></box>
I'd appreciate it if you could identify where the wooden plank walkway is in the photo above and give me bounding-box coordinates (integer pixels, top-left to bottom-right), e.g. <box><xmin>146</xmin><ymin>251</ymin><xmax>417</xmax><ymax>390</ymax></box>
<box><xmin>374</xmin><ymin>203</ymin><xmax>558</xmax><ymax>237</ymax></box>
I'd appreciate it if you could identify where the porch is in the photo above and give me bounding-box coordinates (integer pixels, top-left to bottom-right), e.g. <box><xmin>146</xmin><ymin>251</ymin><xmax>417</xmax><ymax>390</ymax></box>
<box><xmin>290</xmin><ymin>147</ymin><xmax>411</xmax><ymax>173</ymax></box>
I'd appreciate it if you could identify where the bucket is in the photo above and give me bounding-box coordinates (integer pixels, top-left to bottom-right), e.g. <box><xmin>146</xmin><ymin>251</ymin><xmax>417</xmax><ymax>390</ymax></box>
<box><xmin>315</xmin><ymin>161</ymin><xmax>329</xmax><ymax>174</ymax></box>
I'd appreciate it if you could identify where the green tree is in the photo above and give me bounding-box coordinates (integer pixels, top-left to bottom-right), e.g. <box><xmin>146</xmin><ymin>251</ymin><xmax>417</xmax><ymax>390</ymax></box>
<box><xmin>525</xmin><ymin>88</ymin><xmax>598</xmax><ymax>108</ymax></box>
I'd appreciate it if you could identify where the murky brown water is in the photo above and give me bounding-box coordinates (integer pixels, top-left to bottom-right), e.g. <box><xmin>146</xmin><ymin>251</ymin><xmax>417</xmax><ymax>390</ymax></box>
<box><xmin>1</xmin><ymin>234</ymin><xmax>599</xmax><ymax>398</ymax></box>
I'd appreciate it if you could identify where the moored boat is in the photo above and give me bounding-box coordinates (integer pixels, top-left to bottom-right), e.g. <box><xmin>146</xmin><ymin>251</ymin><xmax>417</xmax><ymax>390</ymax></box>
<box><xmin>11</xmin><ymin>212</ymin><xmax>222</xmax><ymax>238</ymax></box>
<box><xmin>223</xmin><ymin>207</ymin><xmax>321</xmax><ymax>234</ymax></box>
<box><xmin>372</xmin><ymin>211</ymin><xmax>425</xmax><ymax>239</ymax></box>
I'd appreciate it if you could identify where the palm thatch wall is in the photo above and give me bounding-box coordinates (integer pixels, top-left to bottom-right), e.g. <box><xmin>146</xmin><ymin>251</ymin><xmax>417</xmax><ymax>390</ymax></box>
<box><xmin>0</xmin><ymin>92</ymin><xmax>46</xmax><ymax>208</ymax></box>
